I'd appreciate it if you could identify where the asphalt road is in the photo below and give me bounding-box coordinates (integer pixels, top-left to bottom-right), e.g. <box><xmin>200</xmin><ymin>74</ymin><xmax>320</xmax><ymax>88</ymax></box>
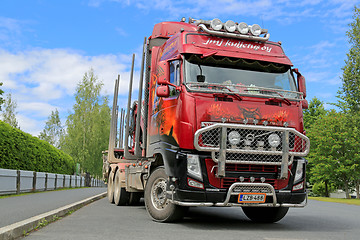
<box><xmin>25</xmin><ymin>198</ymin><xmax>360</xmax><ymax>240</ymax></box>
<box><xmin>0</xmin><ymin>187</ymin><xmax>106</xmax><ymax>228</ymax></box>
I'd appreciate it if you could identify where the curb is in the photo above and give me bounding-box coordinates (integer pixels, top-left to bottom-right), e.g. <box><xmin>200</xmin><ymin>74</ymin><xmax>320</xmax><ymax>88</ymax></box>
<box><xmin>0</xmin><ymin>192</ymin><xmax>107</xmax><ymax>240</ymax></box>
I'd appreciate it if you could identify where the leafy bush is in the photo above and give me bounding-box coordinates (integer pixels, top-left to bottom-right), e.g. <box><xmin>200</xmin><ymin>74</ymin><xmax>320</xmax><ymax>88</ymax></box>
<box><xmin>312</xmin><ymin>181</ymin><xmax>336</xmax><ymax>197</ymax></box>
<box><xmin>0</xmin><ymin>120</ymin><xmax>74</xmax><ymax>174</ymax></box>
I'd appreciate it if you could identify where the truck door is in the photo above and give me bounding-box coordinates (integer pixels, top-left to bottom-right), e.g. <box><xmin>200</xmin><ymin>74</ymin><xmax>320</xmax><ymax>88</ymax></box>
<box><xmin>151</xmin><ymin>60</ymin><xmax>181</xmax><ymax>148</ymax></box>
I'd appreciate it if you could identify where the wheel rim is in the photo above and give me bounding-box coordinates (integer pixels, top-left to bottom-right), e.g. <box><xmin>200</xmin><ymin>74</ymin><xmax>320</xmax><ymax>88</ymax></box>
<box><xmin>107</xmin><ymin>172</ymin><xmax>114</xmax><ymax>202</ymax></box>
<box><xmin>150</xmin><ymin>177</ymin><xmax>169</xmax><ymax>210</ymax></box>
<box><xmin>114</xmin><ymin>172</ymin><xmax>120</xmax><ymax>201</ymax></box>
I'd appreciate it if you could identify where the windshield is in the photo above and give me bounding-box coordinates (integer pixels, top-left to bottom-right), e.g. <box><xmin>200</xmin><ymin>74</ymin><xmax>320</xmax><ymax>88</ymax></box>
<box><xmin>184</xmin><ymin>55</ymin><xmax>301</xmax><ymax>100</ymax></box>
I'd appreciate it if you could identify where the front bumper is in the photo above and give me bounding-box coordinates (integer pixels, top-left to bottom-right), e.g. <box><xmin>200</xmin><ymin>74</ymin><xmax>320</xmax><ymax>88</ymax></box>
<box><xmin>167</xmin><ymin>182</ymin><xmax>307</xmax><ymax>207</ymax></box>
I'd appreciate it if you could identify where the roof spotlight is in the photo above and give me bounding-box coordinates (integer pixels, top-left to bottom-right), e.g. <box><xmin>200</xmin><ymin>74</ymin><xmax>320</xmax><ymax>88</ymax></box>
<box><xmin>237</xmin><ymin>22</ymin><xmax>249</xmax><ymax>34</ymax></box>
<box><xmin>210</xmin><ymin>18</ymin><xmax>223</xmax><ymax>31</ymax></box>
<box><xmin>224</xmin><ymin>20</ymin><xmax>236</xmax><ymax>32</ymax></box>
<box><xmin>250</xmin><ymin>24</ymin><xmax>262</xmax><ymax>36</ymax></box>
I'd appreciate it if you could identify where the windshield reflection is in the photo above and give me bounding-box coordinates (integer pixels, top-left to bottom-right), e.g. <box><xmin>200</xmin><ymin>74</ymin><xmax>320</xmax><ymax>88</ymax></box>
<box><xmin>184</xmin><ymin>56</ymin><xmax>301</xmax><ymax>100</ymax></box>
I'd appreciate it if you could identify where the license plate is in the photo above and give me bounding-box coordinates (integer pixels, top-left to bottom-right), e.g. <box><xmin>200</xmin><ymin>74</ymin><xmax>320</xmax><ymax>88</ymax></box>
<box><xmin>238</xmin><ymin>193</ymin><xmax>266</xmax><ymax>203</ymax></box>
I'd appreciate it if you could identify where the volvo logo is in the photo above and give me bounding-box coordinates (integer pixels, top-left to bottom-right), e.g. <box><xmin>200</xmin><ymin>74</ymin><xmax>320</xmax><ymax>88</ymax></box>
<box><xmin>245</xmin><ymin>134</ymin><xmax>255</xmax><ymax>143</ymax></box>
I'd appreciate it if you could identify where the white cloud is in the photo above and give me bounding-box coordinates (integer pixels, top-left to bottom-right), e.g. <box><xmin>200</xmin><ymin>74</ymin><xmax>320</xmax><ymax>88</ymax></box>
<box><xmin>17</xmin><ymin>114</ymin><xmax>42</xmax><ymax>136</ymax></box>
<box><xmin>0</xmin><ymin>47</ymin><xmax>139</xmax><ymax>135</ymax></box>
<box><xmin>20</xmin><ymin>101</ymin><xmax>60</xmax><ymax>115</ymax></box>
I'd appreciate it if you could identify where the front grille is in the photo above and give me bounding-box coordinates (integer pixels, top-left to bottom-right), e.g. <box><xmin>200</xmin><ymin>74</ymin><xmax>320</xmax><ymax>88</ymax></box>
<box><xmin>200</xmin><ymin>128</ymin><xmax>296</xmax><ymax>152</ymax></box>
<box><xmin>215</xmin><ymin>152</ymin><xmax>290</xmax><ymax>164</ymax></box>
<box><xmin>194</xmin><ymin>123</ymin><xmax>310</xmax><ymax>166</ymax></box>
<box><xmin>201</xmin><ymin>128</ymin><xmax>291</xmax><ymax>152</ymax></box>
<box><xmin>226</xmin><ymin>164</ymin><xmax>277</xmax><ymax>172</ymax></box>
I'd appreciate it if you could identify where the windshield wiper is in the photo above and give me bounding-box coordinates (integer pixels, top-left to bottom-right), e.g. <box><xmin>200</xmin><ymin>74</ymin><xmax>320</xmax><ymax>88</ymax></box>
<box><xmin>244</xmin><ymin>88</ymin><xmax>291</xmax><ymax>105</ymax></box>
<box><xmin>187</xmin><ymin>83</ymin><xmax>242</xmax><ymax>101</ymax></box>
<box><xmin>206</xmin><ymin>84</ymin><xmax>242</xmax><ymax>101</ymax></box>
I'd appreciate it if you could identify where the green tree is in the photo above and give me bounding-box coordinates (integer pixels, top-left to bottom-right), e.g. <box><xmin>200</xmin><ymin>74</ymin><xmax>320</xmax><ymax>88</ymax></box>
<box><xmin>303</xmin><ymin>97</ymin><xmax>327</xmax><ymax>130</ymax></box>
<box><xmin>309</xmin><ymin>110</ymin><xmax>359</xmax><ymax>198</ymax></box>
<box><xmin>38</xmin><ymin>109</ymin><xmax>63</xmax><ymax>148</ymax></box>
<box><xmin>0</xmin><ymin>82</ymin><xmax>4</xmax><ymax>111</ymax></box>
<box><xmin>338</xmin><ymin>6</ymin><xmax>360</xmax><ymax>113</ymax></box>
<box><xmin>1</xmin><ymin>93</ymin><xmax>19</xmax><ymax>129</ymax></box>
<box><xmin>303</xmin><ymin>97</ymin><xmax>327</xmax><ymax>185</ymax></box>
<box><xmin>61</xmin><ymin>69</ymin><xmax>111</xmax><ymax>177</ymax></box>
<box><xmin>335</xmin><ymin>5</ymin><xmax>360</xmax><ymax>199</ymax></box>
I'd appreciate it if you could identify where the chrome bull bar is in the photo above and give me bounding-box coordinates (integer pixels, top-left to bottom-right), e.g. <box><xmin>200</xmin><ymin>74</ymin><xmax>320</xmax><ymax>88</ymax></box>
<box><xmin>194</xmin><ymin>123</ymin><xmax>310</xmax><ymax>179</ymax></box>
<box><xmin>168</xmin><ymin>182</ymin><xmax>307</xmax><ymax>208</ymax></box>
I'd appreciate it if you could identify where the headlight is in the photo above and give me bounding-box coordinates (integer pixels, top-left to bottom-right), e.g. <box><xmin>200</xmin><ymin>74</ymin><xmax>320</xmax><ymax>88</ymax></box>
<box><xmin>210</xmin><ymin>18</ymin><xmax>223</xmax><ymax>31</ymax></box>
<box><xmin>187</xmin><ymin>154</ymin><xmax>202</xmax><ymax>181</ymax></box>
<box><xmin>224</xmin><ymin>20</ymin><xmax>236</xmax><ymax>32</ymax></box>
<box><xmin>268</xmin><ymin>133</ymin><xmax>281</xmax><ymax>148</ymax></box>
<box><xmin>237</xmin><ymin>22</ymin><xmax>249</xmax><ymax>34</ymax></box>
<box><xmin>228</xmin><ymin>131</ymin><xmax>241</xmax><ymax>145</ymax></box>
<box><xmin>250</xmin><ymin>24</ymin><xmax>262</xmax><ymax>36</ymax></box>
<box><xmin>294</xmin><ymin>159</ymin><xmax>305</xmax><ymax>183</ymax></box>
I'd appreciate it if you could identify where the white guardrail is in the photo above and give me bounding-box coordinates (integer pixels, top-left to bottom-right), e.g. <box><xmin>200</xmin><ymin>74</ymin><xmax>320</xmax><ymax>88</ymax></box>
<box><xmin>0</xmin><ymin>168</ymin><xmax>105</xmax><ymax>195</ymax></box>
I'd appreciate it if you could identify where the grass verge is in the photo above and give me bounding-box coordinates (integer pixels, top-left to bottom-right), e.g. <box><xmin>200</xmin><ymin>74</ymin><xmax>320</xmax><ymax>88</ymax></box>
<box><xmin>309</xmin><ymin>197</ymin><xmax>360</xmax><ymax>206</ymax></box>
<box><xmin>23</xmin><ymin>208</ymin><xmax>78</xmax><ymax>237</ymax></box>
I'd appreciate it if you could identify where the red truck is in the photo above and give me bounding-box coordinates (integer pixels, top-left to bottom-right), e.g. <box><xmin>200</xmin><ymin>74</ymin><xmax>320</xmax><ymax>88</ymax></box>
<box><xmin>103</xmin><ymin>17</ymin><xmax>310</xmax><ymax>223</ymax></box>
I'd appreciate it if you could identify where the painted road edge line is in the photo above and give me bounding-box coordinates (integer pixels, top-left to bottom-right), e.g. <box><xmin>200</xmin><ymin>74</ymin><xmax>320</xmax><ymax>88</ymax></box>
<box><xmin>0</xmin><ymin>192</ymin><xmax>107</xmax><ymax>240</ymax></box>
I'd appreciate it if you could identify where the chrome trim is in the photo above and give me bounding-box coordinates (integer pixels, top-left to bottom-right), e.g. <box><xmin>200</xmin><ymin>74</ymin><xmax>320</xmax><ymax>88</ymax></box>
<box><xmin>169</xmin><ymin>183</ymin><xmax>308</xmax><ymax>208</ymax></box>
<box><xmin>218</xmin><ymin>126</ymin><xmax>227</xmax><ymax>177</ymax></box>
<box><xmin>198</xmin><ymin>24</ymin><xmax>270</xmax><ymax>42</ymax></box>
<box><xmin>195</xmin><ymin>123</ymin><xmax>309</xmax><ymax>178</ymax></box>
<box><xmin>280</xmin><ymin>129</ymin><xmax>289</xmax><ymax>179</ymax></box>
<box><xmin>185</xmin><ymin>83</ymin><xmax>304</xmax><ymax>101</ymax></box>
<box><xmin>194</xmin><ymin>123</ymin><xmax>310</xmax><ymax>156</ymax></box>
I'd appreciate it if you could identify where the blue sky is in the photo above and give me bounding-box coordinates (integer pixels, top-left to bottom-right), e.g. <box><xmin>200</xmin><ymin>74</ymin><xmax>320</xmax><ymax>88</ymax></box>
<box><xmin>0</xmin><ymin>0</ymin><xmax>358</xmax><ymax>135</ymax></box>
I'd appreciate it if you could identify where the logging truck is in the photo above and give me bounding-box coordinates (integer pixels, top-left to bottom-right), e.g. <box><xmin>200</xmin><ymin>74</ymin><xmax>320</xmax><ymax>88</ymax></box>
<box><xmin>103</xmin><ymin>17</ymin><xmax>310</xmax><ymax>223</ymax></box>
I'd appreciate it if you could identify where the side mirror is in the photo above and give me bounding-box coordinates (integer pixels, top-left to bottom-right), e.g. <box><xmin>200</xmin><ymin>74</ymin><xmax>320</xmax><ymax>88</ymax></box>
<box><xmin>298</xmin><ymin>75</ymin><xmax>306</xmax><ymax>99</ymax></box>
<box><xmin>301</xmin><ymin>99</ymin><xmax>309</xmax><ymax>109</ymax></box>
<box><xmin>294</xmin><ymin>68</ymin><xmax>307</xmax><ymax>98</ymax></box>
<box><xmin>157</xmin><ymin>60</ymin><xmax>170</xmax><ymax>85</ymax></box>
<box><xmin>156</xmin><ymin>85</ymin><xmax>170</xmax><ymax>98</ymax></box>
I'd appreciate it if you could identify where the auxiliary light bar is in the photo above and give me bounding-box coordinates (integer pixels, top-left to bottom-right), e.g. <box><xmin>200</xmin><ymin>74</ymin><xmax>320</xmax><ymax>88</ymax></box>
<box><xmin>188</xmin><ymin>17</ymin><xmax>270</xmax><ymax>42</ymax></box>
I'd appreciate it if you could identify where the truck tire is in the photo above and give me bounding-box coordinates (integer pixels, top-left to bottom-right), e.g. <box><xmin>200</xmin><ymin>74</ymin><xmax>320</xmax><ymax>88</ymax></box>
<box><xmin>114</xmin><ymin>169</ymin><xmax>129</xmax><ymax>206</ymax></box>
<box><xmin>144</xmin><ymin>167</ymin><xmax>186</xmax><ymax>222</ymax></box>
<box><xmin>107</xmin><ymin>171</ymin><xmax>115</xmax><ymax>204</ymax></box>
<box><xmin>242</xmin><ymin>206</ymin><xmax>289</xmax><ymax>223</ymax></box>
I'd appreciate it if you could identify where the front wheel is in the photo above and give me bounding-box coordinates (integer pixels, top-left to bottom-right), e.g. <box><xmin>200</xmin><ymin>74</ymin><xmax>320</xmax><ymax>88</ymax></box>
<box><xmin>144</xmin><ymin>167</ymin><xmax>187</xmax><ymax>222</ymax></box>
<box><xmin>242</xmin><ymin>206</ymin><xmax>289</xmax><ymax>223</ymax></box>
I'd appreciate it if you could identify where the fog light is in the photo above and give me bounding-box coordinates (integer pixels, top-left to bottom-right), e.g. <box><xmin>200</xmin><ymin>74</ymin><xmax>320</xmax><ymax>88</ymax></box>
<box><xmin>292</xmin><ymin>182</ymin><xmax>304</xmax><ymax>191</ymax></box>
<box><xmin>188</xmin><ymin>178</ymin><xmax>204</xmax><ymax>189</ymax></box>
<box><xmin>268</xmin><ymin>133</ymin><xmax>281</xmax><ymax>148</ymax></box>
<box><xmin>250</xmin><ymin>177</ymin><xmax>255</xmax><ymax>182</ymax></box>
<box><xmin>228</xmin><ymin>131</ymin><xmax>241</xmax><ymax>146</ymax></box>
